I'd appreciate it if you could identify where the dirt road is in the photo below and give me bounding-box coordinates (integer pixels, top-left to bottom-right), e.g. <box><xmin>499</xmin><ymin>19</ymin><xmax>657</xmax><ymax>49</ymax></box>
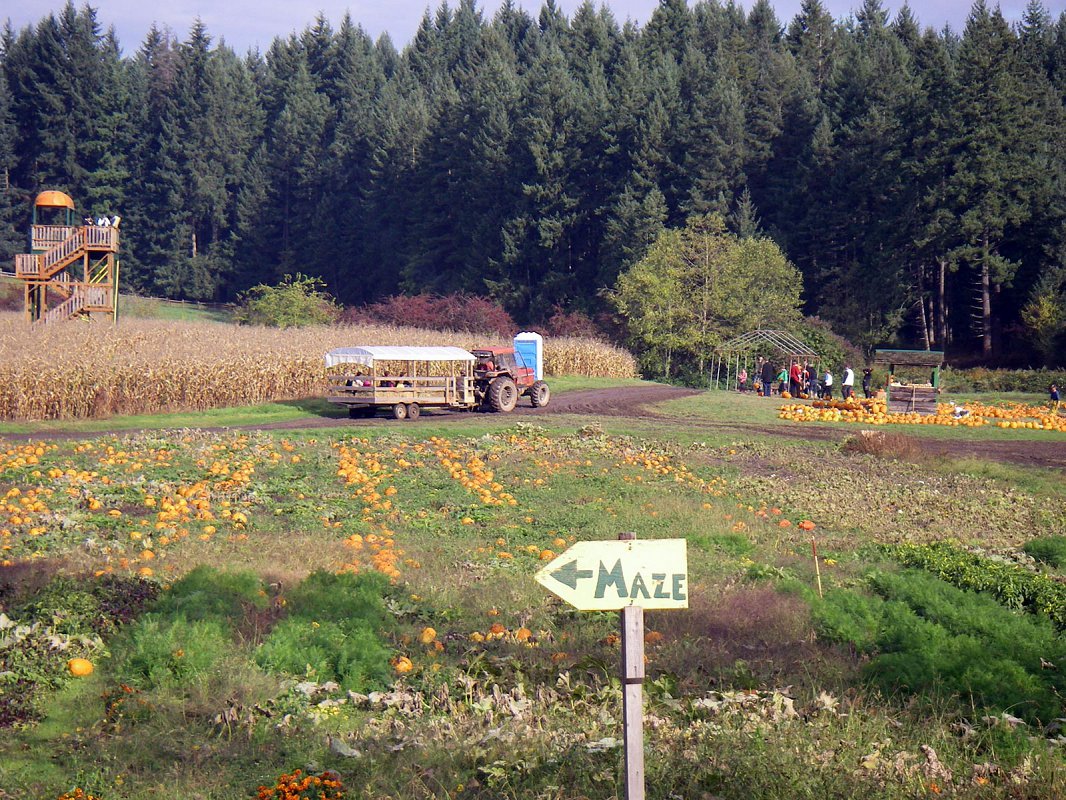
<box><xmin>4</xmin><ymin>385</ymin><xmax>1062</xmax><ymax>471</ymax></box>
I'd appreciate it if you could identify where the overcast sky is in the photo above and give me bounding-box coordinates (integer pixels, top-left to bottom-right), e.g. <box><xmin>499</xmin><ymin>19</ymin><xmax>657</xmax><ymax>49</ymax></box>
<box><xmin>4</xmin><ymin>0</ymin><xmax>1062</xmax><ymax>55</ymax></box>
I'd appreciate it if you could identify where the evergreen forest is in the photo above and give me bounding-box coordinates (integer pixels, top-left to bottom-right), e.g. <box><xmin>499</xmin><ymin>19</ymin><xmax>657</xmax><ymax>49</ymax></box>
<box><xmin>1</xmin><ymin>0</ymin><xmax>1065</xmax><ymax>361</ymax></box>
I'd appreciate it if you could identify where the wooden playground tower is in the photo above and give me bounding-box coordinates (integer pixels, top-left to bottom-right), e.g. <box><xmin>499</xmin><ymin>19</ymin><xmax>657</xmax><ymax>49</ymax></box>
<box><xmin>13</xmin><ymin>190</ymin><xmax>119</xmax><ymax>324</ymax></box>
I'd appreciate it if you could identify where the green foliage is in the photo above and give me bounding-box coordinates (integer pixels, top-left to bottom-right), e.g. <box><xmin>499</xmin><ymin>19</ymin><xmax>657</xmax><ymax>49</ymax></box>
<box><xmin>793</xmin><ymin>317</ymin><xmax>864</xmax><ymax>372</ymax></box>
<box><xmin>151</xmin><ymin>566</ymin><xmax>267</xmax><ymax>626</ymax></box>
<box><xmin>1023</xmin><ymin>535</ymin><xmax>1066</xmax><ymax>569</ymax></box>
<box><xmin>940</xmin><ymin>366</ymin><xmax>1066</xmax><ymax>393</ymax></box>
<box><xmin>814</xmin><ymin>568</ymin><xmax>1066</xmax><ymax>724</ymax></box>
<box><xmin>283</xmin><ymin>570</ymin><xmax>392</xmax><ymax>626</ymax></box>
<box><xmin>255</xmin><ymin>618</ymin><xmax>392</xmax><ymax>691</ymax></box>
<box><xmin>235</xmin><ymin>274</ymin><xmax>340</xmax><ymax>328</ymax></box>
<box><xmin>811</xmin><ymin>588</ymin><xmax>888</xmax><ymax>652</ymax></box>
<box><xmin>18</xmin><ymin>579</ymin><xmax>103</xmax><ymax>636</ymax></box>
<box><xmin>1020</xmin><ymin>268</ymin><xmax>1066</xmax><ymax>367</ymax></box>
<box><xmin>888</xmin><ymin>542</ymin><xmax>1066</xmax><ymax>628</ymax></box>
<box><xmin>610</xmin><ymin>214</ymin><xmax>803</xmax><ymax>380</ymax></box>
<box><xmin>691</xmin><ymin>532</ymin><xmax>754</xmax><ymax>558</ymax></box>
<box><xmin>115</xmin><ymin>615</ymin><xmax>232</xmax><ymax>689</ymax></box>
<box><xmin>255</xmin><ymin>571</ymin><xmax>394</xmax><ymax>690</ymax></box>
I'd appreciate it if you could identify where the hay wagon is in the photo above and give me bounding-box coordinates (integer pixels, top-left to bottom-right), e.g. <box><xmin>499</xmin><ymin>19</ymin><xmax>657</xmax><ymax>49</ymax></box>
<box><xmin>873</xmin><ymin>349</ymin><xmax>944</xmax><ymax>416</ymax></box>
<box><xmin>325</xmin><ymin>345</ymin><xmax>478</xmax><ymax>420</ymax></box>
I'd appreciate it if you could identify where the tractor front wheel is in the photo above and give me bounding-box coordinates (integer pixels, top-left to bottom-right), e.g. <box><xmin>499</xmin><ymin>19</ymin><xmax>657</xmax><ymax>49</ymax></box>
<box><xmin>529</xmin><ymin>381</ymin><xmax>550</xmax><ymax>408</ymax></box>
<box><xmin>488</xmin><ymin>376</ymin><xmax>518</xmax><ymax>412</ymax></box>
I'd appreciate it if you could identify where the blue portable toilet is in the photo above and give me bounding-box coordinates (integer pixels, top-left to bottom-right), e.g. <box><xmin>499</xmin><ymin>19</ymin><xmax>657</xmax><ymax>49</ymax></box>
<box><xmin>514</xmin><ymin>331</ymin><xmax>543</xmax><ymax>380</ymax></box>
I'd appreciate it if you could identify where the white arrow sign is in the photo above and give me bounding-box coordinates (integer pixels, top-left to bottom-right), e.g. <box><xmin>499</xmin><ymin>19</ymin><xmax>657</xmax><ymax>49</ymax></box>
<box><xmin>535</xmin><ymin>539</ymin><xmax>688</xmax><ymax>611</ymax></box>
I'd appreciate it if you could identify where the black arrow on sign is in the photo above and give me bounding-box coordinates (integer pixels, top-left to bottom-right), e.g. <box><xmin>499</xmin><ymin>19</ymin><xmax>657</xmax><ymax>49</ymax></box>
<box><xmin>551</xmin><ymin>559</ymin><xmax>593</xmax><ymax>589</ymax></box>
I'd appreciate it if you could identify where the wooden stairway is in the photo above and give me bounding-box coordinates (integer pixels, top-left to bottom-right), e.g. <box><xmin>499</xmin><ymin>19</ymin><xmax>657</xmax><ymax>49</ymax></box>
<box><xmin>14</xmin><ymin>223</ymin><xmax>119</xmax><ymax>324</ymax></box>
<box><xmin>15</xmin><ymin>226</ymin><xmax>118</xmax><ymax>281</ymax></box>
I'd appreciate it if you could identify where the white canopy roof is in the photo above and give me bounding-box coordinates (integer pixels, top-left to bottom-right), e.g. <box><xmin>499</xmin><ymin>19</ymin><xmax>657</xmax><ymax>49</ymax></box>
<box><xmin>324</xmin><ymin>345</ymin><xmax>476</xmax><ymax>368</ymax></box>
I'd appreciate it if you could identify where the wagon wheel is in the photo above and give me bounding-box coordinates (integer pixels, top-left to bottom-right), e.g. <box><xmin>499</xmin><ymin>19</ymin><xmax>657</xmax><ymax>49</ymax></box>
<box><xmin>391</xmin><ymin>403</ymin><xmax>408</xmax><ymax>420</ymax></box>
<box><xmin>407</xmin><ymin>402</ymin><xmax>421</xmax><ymax>420</ymax></box>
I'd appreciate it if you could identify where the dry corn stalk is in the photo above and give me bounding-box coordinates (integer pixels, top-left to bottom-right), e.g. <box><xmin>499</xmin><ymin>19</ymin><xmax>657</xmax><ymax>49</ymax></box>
<box><xmin>0</xmin><ymin>314</ymin><xmax>637</xmax><ymax>420</ymax></box>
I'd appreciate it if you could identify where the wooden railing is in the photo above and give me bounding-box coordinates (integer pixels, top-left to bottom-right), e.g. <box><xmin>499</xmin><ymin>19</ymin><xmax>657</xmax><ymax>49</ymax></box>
<box><xmin>14</xmin><ymin>253</ymin><xmax>41</xmax><ymax>277</ymax></box>
<box><xmin>39</xmin><ymin>229</ymin><xmax>86</xmax><ymax>277</ymax></box>
<box><xmin>84</xmin><ymin>226</ymin><xmax>118</xmax><ymax>250</ymax></box>
<box><xmin>37</xmin><ymin>285</ymin><xmax>112</xmax><ymax>325</ymax></box>
<box><xmin>83</xmin><ymin>285</ymin><xmax>111</xmax><ymax>307</ymax></box>
<box><xmin>31</xmin><ymin>225</ymin><xmax>77</xmax><ymax>250</ymax></box>
<box><xmin>41</xmin><ymin>292</ymin><xmax>85</xmax><ymax>325</ymax></box>
<box><xmin>17</xmin><ymin>226</ymin><xmax>118</xmax><ymax>279</ymax></box>
<box><xmin>31</xmin><ymin>224</ymin><xmax>117</xmax><ymax>252</ymax></box>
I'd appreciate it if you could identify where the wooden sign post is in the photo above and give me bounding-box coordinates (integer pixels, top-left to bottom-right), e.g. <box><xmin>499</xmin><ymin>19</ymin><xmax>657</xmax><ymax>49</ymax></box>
<box><xmin>619</xmin><ymin>532</ymin><xmax>645</xmax><ymax>800</ymax></box>
<box><xmin>536</xmin><ymin>532</ymin><xmax>688</xmax><ymax>800</ymax></box>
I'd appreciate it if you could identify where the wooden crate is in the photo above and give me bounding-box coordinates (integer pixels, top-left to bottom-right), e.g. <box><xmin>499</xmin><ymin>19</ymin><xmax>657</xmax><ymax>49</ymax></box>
<box><xmin>887</xmin><ymin>385</ymin><xmax>938</xmax><ymax>415</ymax></box>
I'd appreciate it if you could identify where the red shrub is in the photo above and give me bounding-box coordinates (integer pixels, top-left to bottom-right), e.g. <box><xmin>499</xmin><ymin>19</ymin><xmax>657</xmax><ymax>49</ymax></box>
<box><xmin>347</xmin><ymin>293</ymin><xmax>517</xmax><ymax>336</ymax></box>
<box><xmin>543</xmin><ymin>306</ymin><xmax>603</xmax><ymax>339</ymax></box>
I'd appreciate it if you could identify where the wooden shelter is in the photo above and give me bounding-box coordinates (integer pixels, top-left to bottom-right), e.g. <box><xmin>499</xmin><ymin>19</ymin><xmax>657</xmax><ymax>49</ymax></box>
<box><xmin>873</xmin><ymin>349</ymin><xmax>944</xmax><ymax>415</ymax></box>
<box><xmin>710</xmin><ymin>330</ymin><xmax>818</xmax><ymax>391</ymax></box>
<box><xmin>13</xmin><ymin>191</ymin><xmax>119</xmax><ymax>324</ymax></box>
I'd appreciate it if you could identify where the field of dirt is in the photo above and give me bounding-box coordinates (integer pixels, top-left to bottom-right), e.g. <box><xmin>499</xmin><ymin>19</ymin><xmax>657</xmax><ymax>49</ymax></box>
<box><xmin>5</xmin><ymin>385</ymin><xmax>1063</xmax><ymax>471</ymax></box>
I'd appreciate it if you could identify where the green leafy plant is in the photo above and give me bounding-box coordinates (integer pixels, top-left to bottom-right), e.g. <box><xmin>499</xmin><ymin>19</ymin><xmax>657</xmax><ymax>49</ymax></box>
<box><xmin>255</xmin><ymin>618</ymin><xmax>391</xmax><ymax>691</ymax></box>
<box><xmin>888</xmin><ymin>542</ymin><xmax>1066</xmax><ymax>628</ymax></box>
<box><xmin>1023</xmin><ymin>535</ymin><xmax>1066</xmax><ymax>569</ymax></box>
<box><xmin>235</xmin><ymin>273</ymin><xmax>339</xmax><ymax>328</ymax></box>
<box><xmin>814</xmin><ymin>569</ymin><xmax>1066</xmax><ymax>724</ymax></box>
<box><xmin>151</xmin><ymin>566</ymin><xmax>267</xmax><ymax>626</ymax></box>
<box><xmin>254</xmin><ymin>571</ymin><xmax>394</xmax><ymax>691</ymax></box>
<box><xmin>115</xmin><ymin>615</ymin><xmax>232</xmax><ymax>689</ymax></box>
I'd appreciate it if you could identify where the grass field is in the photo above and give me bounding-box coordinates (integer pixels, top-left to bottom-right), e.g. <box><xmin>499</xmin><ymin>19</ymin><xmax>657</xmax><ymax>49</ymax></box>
<box><xmin>1</xmin><ymin>384</ymin><xmax>1065</xmax><ymax>799</ymax></box>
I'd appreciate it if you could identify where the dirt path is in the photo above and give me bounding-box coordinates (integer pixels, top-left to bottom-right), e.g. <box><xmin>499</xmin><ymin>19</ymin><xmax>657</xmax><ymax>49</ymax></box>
<box><xmin>4</xmin><ymin>386</ymin><xmax>1062</xmax><ymax>471</ymax></box>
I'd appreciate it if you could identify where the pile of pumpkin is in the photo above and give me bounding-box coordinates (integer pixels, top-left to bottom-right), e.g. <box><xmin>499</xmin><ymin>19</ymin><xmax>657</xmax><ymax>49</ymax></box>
<box><xmin>779</xmin><ymin>397</ymin><xmax>1065</xmax><ymax>431</ymax></box>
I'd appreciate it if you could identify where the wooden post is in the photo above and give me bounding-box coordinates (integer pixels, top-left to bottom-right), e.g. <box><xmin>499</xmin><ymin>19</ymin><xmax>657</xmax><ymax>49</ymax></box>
<box><xmin>811</xmin><ymin>537</ymin><xmax>823</xmax><ymax>599</ymax></box>
<box><xmin>618</xmin><ymin>531</ymin><xmax>645</xmax><ymax>800</ymax></box>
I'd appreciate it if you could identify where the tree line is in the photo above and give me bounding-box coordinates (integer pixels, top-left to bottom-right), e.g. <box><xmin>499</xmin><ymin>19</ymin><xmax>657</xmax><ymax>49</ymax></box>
<box><xmin>1</xmin><ymin>0</ymin><xmax>1064</xmax><ymax>363</ymax></box>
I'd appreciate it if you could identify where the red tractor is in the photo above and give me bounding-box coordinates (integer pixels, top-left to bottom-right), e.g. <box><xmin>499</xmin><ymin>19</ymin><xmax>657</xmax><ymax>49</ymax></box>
<box><xmin>472</xmin><ymin>347</ymin><xmax>550</xmax><ymax>412</ymax></box>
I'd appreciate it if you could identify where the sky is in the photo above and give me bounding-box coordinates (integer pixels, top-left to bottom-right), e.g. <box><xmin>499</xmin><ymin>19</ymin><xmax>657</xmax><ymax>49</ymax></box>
<box><xmin>4</xmin><ymin>0</ymin><xmax>1062</xmax><ymax>55</ymax></box>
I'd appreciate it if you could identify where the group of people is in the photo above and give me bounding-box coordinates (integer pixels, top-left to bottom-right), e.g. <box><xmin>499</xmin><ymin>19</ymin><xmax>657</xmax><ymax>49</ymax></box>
<box><xmin>84</xmin><ymin>215</ymin><xmax>121</xmax><ymax>228</ymax></box>
<box><xmin>737</xmin><ymin>358</ymin><xmax>875</xmax><ymax>401</ymax></box>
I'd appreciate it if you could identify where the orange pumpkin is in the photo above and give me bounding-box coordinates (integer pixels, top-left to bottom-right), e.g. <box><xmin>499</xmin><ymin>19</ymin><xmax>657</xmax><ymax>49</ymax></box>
<box><xmin>67</xmin><ymin>657</ymin><xmax>94</xmax><ymax>677</ymax></box>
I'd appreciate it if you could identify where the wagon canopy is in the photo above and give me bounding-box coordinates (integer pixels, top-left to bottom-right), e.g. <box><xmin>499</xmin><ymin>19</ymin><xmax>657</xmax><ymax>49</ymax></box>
<box><xmin>324</xmin><ymin>346</ymin><xmax>476</xmax><ymax>369</ymax></box>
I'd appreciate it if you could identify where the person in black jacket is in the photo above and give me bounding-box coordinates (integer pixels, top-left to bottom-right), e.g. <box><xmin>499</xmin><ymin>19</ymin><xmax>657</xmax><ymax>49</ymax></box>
<box><xmin>862</xmin><ymin>368</ymin><xmax>873</xmax><ymax>399</ymax></box>
<box><xmin>760</xmin><ymin>359</ymin><xmax>776</xmax><ymax>397</ymax></box>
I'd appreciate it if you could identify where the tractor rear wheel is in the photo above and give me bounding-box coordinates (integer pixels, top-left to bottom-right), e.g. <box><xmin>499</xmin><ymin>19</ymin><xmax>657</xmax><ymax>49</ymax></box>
<box><xmin>529</xmin><ymin>380</ymin><xmax>550</xmax><ymax>408</ymax></box>
<box><xmin>392</xmin><ymin>403</ymin><xmax>408</xmax><ymax>420</ymax></box>
<box><xmin>488</xmin><ymin>376</ymin><xmax>518</xmax><ymax>412</ymax></box>
<box><xmin>407</xmin><ymin>402</ymin><xmax>421</xmax><ymax>420</ymax></box>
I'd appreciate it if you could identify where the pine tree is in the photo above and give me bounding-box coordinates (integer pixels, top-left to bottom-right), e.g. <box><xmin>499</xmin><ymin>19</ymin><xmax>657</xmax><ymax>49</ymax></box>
<box><xmin>947</xmin><ymin>1</ymin><xmax>1036</xmax><ymax>355</ymax></box>
<box><xmin>0</xmin><ymin>68</ymin><xmax>25</xmax><ymax>261</ymax></box>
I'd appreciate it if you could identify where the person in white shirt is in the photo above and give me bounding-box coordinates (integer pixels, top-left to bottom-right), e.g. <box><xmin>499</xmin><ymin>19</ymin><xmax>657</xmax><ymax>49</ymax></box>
<box><xmin>842</xmin><ymin>365</ymin><xmax>855</xmax><ymax>400</ymax></box>
<box><xmin>822</xmin><ymin>369</ymin><xmax>833</xmax><ymax>399</ymax></box>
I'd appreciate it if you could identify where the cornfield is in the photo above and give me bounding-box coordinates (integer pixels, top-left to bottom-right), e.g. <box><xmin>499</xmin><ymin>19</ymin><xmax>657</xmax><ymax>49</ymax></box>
<box><xmin>0</xmin><ymin>314</ymin><xmax>637</xmax><ymax>420</ymax></box>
